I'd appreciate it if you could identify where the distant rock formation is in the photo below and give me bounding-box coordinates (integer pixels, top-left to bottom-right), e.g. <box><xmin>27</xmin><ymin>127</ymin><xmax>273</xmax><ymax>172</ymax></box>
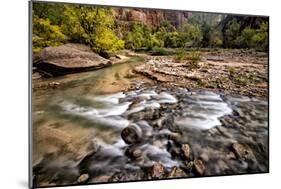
<box><xmin>112</xmin><ymin>8</ymin><xmax>191</xmax><ymax>28</ymax></box>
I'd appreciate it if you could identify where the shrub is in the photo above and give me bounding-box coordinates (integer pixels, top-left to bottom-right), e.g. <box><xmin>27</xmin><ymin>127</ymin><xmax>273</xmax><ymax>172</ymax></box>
<box><xmin>186</xmin><ymin>50</ymin><xmax>201</xmax><ymax>68</ymax></box>
<box><xmin>146</xmin><ymin>34</ymin><xmax>163</xmax><ymax>50</ymax></box>
<box><xmin>150</xmin><ymin>47</ymin><xmax>170</xmax><ymax>56</ymax></box>
<box><xmin>32</xmin><ymin>16</ymin><xmax>65</xmax><ymax>54</ymax></box>
<box><xmin>163</xmin><ymin>32</ymin><xmax>181</xmax><ymax>48</ymax></box>
<box><xmin>173</xmin><ymin>49</ymin><xmax>186</xmax><ymax>62</ymax></box>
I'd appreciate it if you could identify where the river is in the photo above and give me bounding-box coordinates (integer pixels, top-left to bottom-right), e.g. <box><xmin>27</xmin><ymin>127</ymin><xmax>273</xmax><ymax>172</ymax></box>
<box><xmin>32</xmin><ymin>56</ymin><xmax>268</xmax><ymax>187</ymax></box>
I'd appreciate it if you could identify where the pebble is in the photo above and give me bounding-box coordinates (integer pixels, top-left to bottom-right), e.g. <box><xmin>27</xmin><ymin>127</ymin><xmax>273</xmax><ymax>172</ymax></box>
<box><xmin>77</xmin><ymin>174</ymin><xmax>89</xmax><ymax>183</ymax></box>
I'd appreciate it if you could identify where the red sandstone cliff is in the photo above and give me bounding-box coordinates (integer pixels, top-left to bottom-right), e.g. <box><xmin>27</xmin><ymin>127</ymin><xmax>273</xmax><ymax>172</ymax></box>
<box><xmin>112</xmin><ymin>8</ymin><xmax>191</xmax><ymax>28</ymax></box>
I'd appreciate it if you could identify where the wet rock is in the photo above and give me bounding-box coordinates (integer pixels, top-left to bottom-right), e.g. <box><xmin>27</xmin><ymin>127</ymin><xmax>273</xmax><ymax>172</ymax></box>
<box><xmin>226</xmin><ymin>152</ymin><xmax>236</xmax><ymax>160</ymax></box>
<box><xmin>125</xmin><ymin>147</ymin><xmax>142</xmax><ymax>159</ymax></box>
<box><xmin>121</xmin><ymin>124</ymin><xmax>142</xmax><ymax>144</ymax></box>
<box><xmin>193</xmin><ymin>159</ymin><xmax>205</xmax><ymax>176</ymax></box>
<box><xmin>166</xmin><ymin>166</ymin><xmax>187</xmax><ymax>178</ymax></box>
<box><xmin>167</xmin><ymin>140</ymin><xmax>181</xmax><ymax>157</ymax></box>
<box><xmin>181</xmin><ymin>144</ymin><xmax>192</xmax><ymax>160</ymax></box>
<box><xmin>232</xmin><ymin>143</ymin><xmax>256</xmax><ymax>161</ymax></box>
<box><xmin>91</xmin><ymin>175</ymin><xmax>111</xmax><ymax>183</ymax></box>
<box><xmin>156</xmin><ymin>117</ymin><xmax>165</xmax><ymax>129</ymax></box>
<box><xmin>168</xmin><ymin>132</ymin><xmax>182</xmax><ymax>142</ymax></box>
<box><xmin>77</xmin><ymin>174</ymin><xmax>89</xmax><ymax>183</ymax></box>
<box><xmin>110</xmin><ymin>171</ymin><xmax>143</xmax><ymax>182</ymax></box>
<box><xmin>185</xmin><ymin>161</ymin><xmax>194</xmax><ymax>172</ymax></box>
<box><xmin>199</xmin><ymin>153</ymin><xmax>209</xmax><ymax>162</ymax></box>
<box><xmin>151</xmin><ymin>162</ymin><xmax>165</xmax><ymax>179</ymax></box>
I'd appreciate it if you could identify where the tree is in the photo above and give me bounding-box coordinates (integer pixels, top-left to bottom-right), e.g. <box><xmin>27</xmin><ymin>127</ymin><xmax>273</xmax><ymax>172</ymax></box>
<box><xmin>224</xmin><ymin>19</ymin><xmax>241</xmax><ymax>48</ymax></box>
<box><xmin>32</xmin><ymin>16</ymin><xmax>65</xmax><ymax>53</ymax></box>
<box><xmin>62</xmin><ymin>5</ymin><xmax>124</xmax><ymax>57</ymax></box>
<box><xmin>180</xmin><ymin>23</ymin><xmax>203</xmax><ymax>47</ymax></box>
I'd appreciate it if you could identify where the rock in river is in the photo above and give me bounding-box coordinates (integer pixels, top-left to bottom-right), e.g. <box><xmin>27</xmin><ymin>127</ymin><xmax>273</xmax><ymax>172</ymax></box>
<box><xmin>34</xmin><ymin>43</ymin><xmax>112</xmax><ymax>76</ymax></box>
<box><xmin>121</xmin><ymin>124</ymin><xmax>143</xmax><ymax>144</ymax></box>
<box><xmin>151</xmin><ymin>162</ymin><xmax>165</xmax><ymax>179</ymax></box>
<box><xmin>77</xmin><ymin>173</ymin><xmax>89</xmax><ymax>183</ymax></box>
<box><xmin>167</xmin><ymin>166</ymin><xmax>187</xmax><ymax>178</ymax></box>
<box><xmin>232</xmin><ymin>143</ymin><xmax>256</xmax><ymax>162</ymax></box>
<box><xmin>193</xmin><ymin>159</ymin><xmax>205</xmax><ymax>176</ymax></box>
<box><xmin>181</xmin><ymin>144</ymin><xmax>192</xmax><ymax>160</ymax></box>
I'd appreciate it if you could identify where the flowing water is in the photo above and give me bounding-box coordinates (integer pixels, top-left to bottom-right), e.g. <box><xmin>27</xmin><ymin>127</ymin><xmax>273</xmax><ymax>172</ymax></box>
<box><xmin>32</xmin><ymin>58</ymin><xmax>268</xmax><ymax>186</ymax></box>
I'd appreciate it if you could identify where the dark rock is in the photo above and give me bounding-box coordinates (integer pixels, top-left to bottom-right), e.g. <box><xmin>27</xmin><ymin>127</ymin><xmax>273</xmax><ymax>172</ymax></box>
<box><xmin>151</xmin><ymin>162</ymin><xmax>165</xmax><ymax>179</ymax></box>
<box><xmin>167</xmin><ymin>140</ymin><xmax>181</xmax><ymax>157</ymax></box>
<box><xmin>125</xmin><ymin>147</ymin><xmax>142</xmax><ymax>159</ymax></box>
<box><xmin>35</xmin><ymin>43</ymin><xmax>112</xmax><ymax>76</ymax></box>
<box><xmin>185</xmin><ymin>161</ymin><xmax>194</xmax><ymax>172</ymax></box>
<box><xmin>77</xmin><ymin>174</ymin><xmax>89</xmax><ymax>183</ymax></box>
<box><xmin>121</xmin><ymin>124</ymin><xmax>142</xmax><ymax>144</ymax></box>
<box><xmin>168</xmin><ymin>132</ymin><xmax>182</xmax><ymax>142</ymax></box>
<box><xmin>193</xmin><ymin>159</ymin><xmax>205</xmax><ymax>176</ymax></box>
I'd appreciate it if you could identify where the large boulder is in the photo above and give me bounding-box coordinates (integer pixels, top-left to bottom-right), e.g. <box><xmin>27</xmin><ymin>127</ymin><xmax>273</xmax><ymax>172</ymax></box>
<box><xmin>34</xmin><ymin>43</ymin><xmax>112</xmax><ymax>76</ymax></box>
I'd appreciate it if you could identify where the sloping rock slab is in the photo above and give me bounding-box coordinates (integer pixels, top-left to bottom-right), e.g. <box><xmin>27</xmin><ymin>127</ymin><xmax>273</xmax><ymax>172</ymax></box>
<box><xmin>34</xmin><ymin>43</ymin><xmax>112</xmax><ymax>76</ymax></box>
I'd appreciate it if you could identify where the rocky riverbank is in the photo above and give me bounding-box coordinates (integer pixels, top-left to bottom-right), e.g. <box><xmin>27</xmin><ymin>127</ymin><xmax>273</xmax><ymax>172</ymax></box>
<box><xmin>134</xmin><ymin>49</ymin><xmax>268</xmax><ymax>98</ymax></box>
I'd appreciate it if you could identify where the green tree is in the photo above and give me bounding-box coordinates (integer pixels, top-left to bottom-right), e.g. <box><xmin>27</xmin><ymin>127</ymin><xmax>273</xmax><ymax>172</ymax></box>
<box><xmin>62</xmin><ymin>5</ymin><xmax>124</xmax><ymax>57</ymax></box>
<box><xmin>163</xmin><ymin>32</ymin><xmax>181</xmax><ymax>48</ymax></box>
<box><xmin>251</xmin><ymin>22</ymin><xmax>268</xmax><ymax>51</ymax></box>
<box><xmin>224</xmin><ymin>19</ymin><xmax>241</xmax><ymax>48</ymax></box>
<box><xmin>209</xmin><ymin>31</ymin><xmax>223</xmax><ymax>47</ymax></box>
<box><xmin>32</xmin><ymin>16</ymin><xmax>65</xmax><ymax>53</ymax></box>
<box><xmin>180</xmin><ymin>23</ymin><xmax>203</xmax><ymax>47</ymax></box>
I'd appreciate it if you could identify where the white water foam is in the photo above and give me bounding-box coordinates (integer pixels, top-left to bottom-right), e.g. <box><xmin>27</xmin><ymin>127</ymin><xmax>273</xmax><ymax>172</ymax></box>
<box><xmin>175</xmin><ymin>92</ymin><xmax>232</xmax><ymax>130</ymax></box>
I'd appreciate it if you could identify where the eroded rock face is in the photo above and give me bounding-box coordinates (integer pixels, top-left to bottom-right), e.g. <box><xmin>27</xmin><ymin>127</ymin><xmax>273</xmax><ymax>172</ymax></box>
<box><xmin>113</xmin><ymin>8</ymin><xmax>190</xmax><ymax>28</ymax></box>
<box><xmin>34</xmin><ymin>43</ymin><xmax>111</xmax><ymax>76</ymax></box>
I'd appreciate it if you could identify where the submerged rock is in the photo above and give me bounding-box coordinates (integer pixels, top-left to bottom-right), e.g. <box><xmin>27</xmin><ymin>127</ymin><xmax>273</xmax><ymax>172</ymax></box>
<box><xmin>34</xmin><ymin>43</ymin><xmax>111</xmax><ymax>76</ymax></box>
<box><xmin>121</xmin><ymin>124</ymin><xmax>143</xmax><ymax>144</ymax></box>
<box><xmin>125</xmin><ymin>147</ymin><xmax>142</xmax><ymax>159</ymax></box>
<box><xmin>232</xmin><ymin>143</ymin><xmax>256</xmax><ymax>161</ymax></box>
